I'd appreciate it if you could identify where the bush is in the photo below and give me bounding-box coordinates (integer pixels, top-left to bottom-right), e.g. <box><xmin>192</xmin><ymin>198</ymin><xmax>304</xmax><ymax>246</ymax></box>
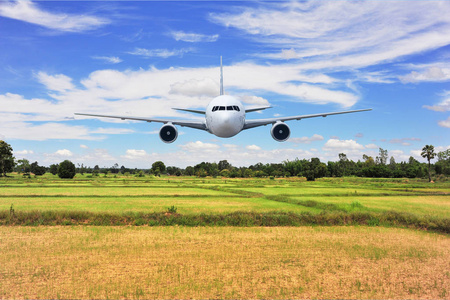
<box><xmin>58</xmin><ymin>160</ymin><xmax>76</xmax><ymax>179</ymax></box>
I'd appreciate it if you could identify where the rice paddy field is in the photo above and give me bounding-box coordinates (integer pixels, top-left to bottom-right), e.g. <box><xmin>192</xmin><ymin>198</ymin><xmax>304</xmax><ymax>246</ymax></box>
<box><xmin>1</xmin><ymin>174</ymin><xmax>449</xmax><ymax>299</ymax></box>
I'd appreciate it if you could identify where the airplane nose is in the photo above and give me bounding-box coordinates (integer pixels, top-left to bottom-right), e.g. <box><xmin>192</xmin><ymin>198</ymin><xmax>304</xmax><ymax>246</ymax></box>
<box><xmin>214</xmin><ymin>112</ymin><xmax>241</xmax><ymax>137</ymax></box>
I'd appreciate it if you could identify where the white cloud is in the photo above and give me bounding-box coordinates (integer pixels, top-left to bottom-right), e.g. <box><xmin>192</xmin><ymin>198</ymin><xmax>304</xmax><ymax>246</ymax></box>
<box><xmin>246</xmin><ymin>145</ymin><xmax>261</xmax><ymax>151</ymax></box>
<box><xmin>223</xmin><ymin>144</ymin><xmax>239</xmax><ymax>150</ymax></box>
<box><xmin>14</xmin><ymin>149</ymin><xmax>34</xmax><ymax>155</ymax></box>
<box><xmin>78</xmin><ymin>148</ymin><xmax>115</xmax><ymax>165</ymax></box>
<box><xmin>91</xmin><ymin>127</ymin><xmax>135</xmax><ymax>135</ymax></box>
<box><xmin>128</xmin><ymin>48</ymin><xmax>193</xmax><ymax>58</ymax></box>
<box><xmin>0</xmin><ymin>122</ymin><xmax>97</xmax><ymax>141</ymax></box>
<box><xmin>0</xmin><ymin>0</ymin><xmax>109</xmax><ymax>32</ymax></box>
<box><xmin>226</xmin><ymin>63</ymin><xmax>357</xmax><ymax>107</ymax></box>
<box><xmin>169</xmin><ymin>78</ymin><xmax>218</xmax><ymax>97</ymax></box>
<box><xmin>400</xmin><ymin>67</ymin><xmax>450</xmax><ymax>83</ymax></box>
<box><xmin>55</xmin><ymin>149</ymin><xmax>73</xmax><ymax>157</ymax></box>
<box><xmin>289</xmin><ymin>134</ymin><xmax>323</xmax><ymax>144</ymax></box>
<box><xmin>92</xmin><ymin>56</ymin><xmax>123</xmax><ymax>64</ymax></box>
<box><xmin>122</xmin><ymin>149</ymin><xmax>149</xmax><ymax>160</ymax></box>
<box><xmin>36</xmin><ymin>72</ymin><xmax>74</xmax><ymax>92</ymax></box>
<box><xmin>365</xmin><ymin>143</ymin><xmax>378</xmax><ymax>149</ymax></box>
<box><xmin>80</xmin><ymin>144</ymin><xmax>89</xmax><ymax>149</ymax></box>
<box><xmin>239</xmin><ymin>95</ymin><xmax>270</xmax><ymax>106</ymax></box>
<box><xmin>438</xmin><ymin>117</ymin><xmax>450</xmax><ymax>128</ymax></box>
<box><xmin>179</xmin><ymin>141</ymin><xmax>220</xmax><ymax>152</ymax></box>
<box><xmin>423</xmin><ymin>98</ymin><xmax>450</xmax><ymax>112</ymax></box>
<box><xmin>171</xmin><ymin>31</ymin><xmax>219</xmax><ymax>43</ymax></box>
<box><xmin>211</xmin><ymin>1</ymin><xmax>450</xmax><ymax>71</ymax></box>
<box><xmin>323</xmin><ymin>139</ymin><xmax>364</xmax><ymax>151</ymax></box>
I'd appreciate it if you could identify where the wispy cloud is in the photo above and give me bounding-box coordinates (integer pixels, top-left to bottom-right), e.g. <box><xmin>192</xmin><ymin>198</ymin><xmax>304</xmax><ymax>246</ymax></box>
<box><xmin>92</xmin><ymin>56</ymin><xmax>123</xmax><ymax>64</ymax></box>
<box><xmin>423</xmin><ymin>94</ymin><xmax>450</xmax><ymax>112</ymax></box>
<box><xmin>170</xmin><ymin>31</ymin><xmax>219</xmax><ymax>43</ymax></box>
<box><xmin>91</xmin><ymin>128</ymin><xmax>135</xmax><ymax>135</ymax></box>
<box><xmin>0</xmin><ymin>0</ymin><xmax>109</xmax><ymax>32</ymax></box>
<box><xmin>400</xmin><ymin>65</ymin><xmax>450</xmax><ymax>83</ymax></box>
<box><xmin>210</xmin><ymin>1</ymin><xmax>450</xmax><ymax>71</ymax></box>
<box><xmin>128</xmin><ymin>48</ymin><xmax>193</xmax><ymax>58</ymax></box>
<box><xmin>36</xmin><ymin>72</ymin><xmax>74</xmax><ymax>92</ymax></box>
<box><xmin>389</xmin><ymin>138</ymin><xmax>421</xmax><ymax>147</ymax></box>
<box><xmin>289</xmin><ymin>134</ymin><xmax>324</xmax><ymax>144</ymax></box>
<box><xmin>438</xmin><ymin>117</ymin><xmax>450</xmax><ymax>128</ymax></box>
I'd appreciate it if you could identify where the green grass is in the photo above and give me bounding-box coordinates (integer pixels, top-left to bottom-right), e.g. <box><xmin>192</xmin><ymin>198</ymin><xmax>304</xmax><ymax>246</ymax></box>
<box><xmin>1</xmin><ymin>174</ymin><xmax>449</xmax><ymax>232</ymax></box>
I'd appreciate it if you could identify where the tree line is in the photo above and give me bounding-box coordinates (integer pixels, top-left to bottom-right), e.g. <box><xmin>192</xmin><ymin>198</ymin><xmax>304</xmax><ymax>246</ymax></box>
<box><xmin>1</xmin><ymin>140</ymin><xmax>449</xmax><ymax>181</ymax></box>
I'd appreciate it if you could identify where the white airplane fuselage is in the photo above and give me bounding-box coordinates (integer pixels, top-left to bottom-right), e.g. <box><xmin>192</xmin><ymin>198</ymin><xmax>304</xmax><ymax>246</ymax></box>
<box><xmin>205</xmin><ymin>95</ymin><xmax>245</xmax><ymax>138</ymax></box>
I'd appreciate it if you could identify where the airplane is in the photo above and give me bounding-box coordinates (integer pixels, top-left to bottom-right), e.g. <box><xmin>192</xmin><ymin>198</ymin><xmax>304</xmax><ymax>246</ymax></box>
<box><xmin>75</xmin><ymin>57</ymin><xmax>371</xmax><ymax>143</ymax></box>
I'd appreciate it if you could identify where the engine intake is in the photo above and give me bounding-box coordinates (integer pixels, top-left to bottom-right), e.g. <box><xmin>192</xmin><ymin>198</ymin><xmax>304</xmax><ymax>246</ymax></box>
<box><xmin>159</xmin><ymin>123</ymin><xmax>178</xmax><ymax>143</ymax></box>
<box><xmin>271</xmin><ymin>122</ymin><xmax>290</xmax><ymax>142</ymax></box>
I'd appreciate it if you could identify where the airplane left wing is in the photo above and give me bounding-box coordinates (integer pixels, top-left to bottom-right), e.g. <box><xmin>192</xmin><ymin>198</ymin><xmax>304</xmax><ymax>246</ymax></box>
<box><xmin>243</xmin><ymin>108</ymin><xmax>372</xmax><ymax>130</ymax></box>
<box><xmin>74</xmin><ymin>113</ymin><xmax>207</xmax><ymax>131</ymax></box>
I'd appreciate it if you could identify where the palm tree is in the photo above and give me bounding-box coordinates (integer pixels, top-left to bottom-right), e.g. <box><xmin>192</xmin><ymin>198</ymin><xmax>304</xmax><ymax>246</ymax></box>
<box><xmin>421</xmin><ymin>145</ymin><xmax>436</xmax><ymax>182</ymax></box>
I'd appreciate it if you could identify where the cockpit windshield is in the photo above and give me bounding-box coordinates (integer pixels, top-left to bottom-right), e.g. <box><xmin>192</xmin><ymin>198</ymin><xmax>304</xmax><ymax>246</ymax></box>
<box><xmin>212</xmin><ymin>105</ymin><xmax>240</xmax><ymax>112</ymax></box>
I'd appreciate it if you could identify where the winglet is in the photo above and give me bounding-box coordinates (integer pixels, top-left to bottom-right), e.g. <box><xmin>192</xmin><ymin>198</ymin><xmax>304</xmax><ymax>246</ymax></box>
<box><xmin>220</xmin><ymin>56</ymin><xmax>224</xmax><ymax>96</ymax></box>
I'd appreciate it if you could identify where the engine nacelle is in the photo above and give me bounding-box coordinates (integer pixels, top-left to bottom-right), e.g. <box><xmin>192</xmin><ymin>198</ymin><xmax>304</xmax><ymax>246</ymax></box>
<box><xmin>270</xmin><ymin>121</ymin><xmax>290</xmax><ymax>142</ymax></box>
<box><xmin>159</xmin><ymin>123</ymin><xmax>178</xmax><ymax>143</ymax></box>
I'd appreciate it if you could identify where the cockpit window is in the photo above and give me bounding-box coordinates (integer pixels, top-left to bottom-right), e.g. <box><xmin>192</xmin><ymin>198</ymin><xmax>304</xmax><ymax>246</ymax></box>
<box><xmin>212</xmin><ymin>105</ymin><xmax>240</xmax><ymax>112</ymax></box>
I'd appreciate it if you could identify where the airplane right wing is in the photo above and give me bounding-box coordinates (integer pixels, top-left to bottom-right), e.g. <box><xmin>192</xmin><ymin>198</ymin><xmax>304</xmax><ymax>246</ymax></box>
<box><xmin>243</xmin><ymin>108</ymin><xmax>372</xmax><ymax>130</ymax></box>
<box><xmin>74</xmin><ymin>113</ymin><xmax>207</xmax><ymax>131</ymax></box>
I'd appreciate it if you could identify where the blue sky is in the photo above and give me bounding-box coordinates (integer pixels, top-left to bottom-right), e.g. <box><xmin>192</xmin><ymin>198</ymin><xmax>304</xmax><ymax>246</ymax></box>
<box><xmin>0</xmin><ymin>0</ymin><xmax>449</xmax><ymax>168</ymax></box>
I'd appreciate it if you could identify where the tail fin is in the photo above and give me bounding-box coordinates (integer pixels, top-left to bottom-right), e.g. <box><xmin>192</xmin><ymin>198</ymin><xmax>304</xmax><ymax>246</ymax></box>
<box><xmin>220</xmin><ymin>56</ymin><xmax>224</xmax><ymax>96</ymax></box>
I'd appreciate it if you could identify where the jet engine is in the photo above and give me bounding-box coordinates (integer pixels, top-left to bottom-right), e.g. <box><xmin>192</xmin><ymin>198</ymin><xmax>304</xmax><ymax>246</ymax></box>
<box><xmin>270</xmin><ymin>121</ymin><xmax>290</xmax><ymax>142</ymax></box>
<box><xmin>159</xmin><ymin>123</ymin><xmax>178</xmax><ymax>143</ymax></box>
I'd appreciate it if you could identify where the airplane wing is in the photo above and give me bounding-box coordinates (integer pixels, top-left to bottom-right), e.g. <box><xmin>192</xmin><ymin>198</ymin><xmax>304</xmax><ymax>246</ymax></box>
<box><xmin>172</xmin><ymin>108</ymin><xmax>206</xmax><ymax>115</ymax></box>
<box><xmin>74</xmin><ymin>113</ymin><xmax>207</xmax><ymax>131</ymax></box>
<box><xmin>245</xmin><ymin>106</ymin><xmax>272</xmax><ymax>113</ymax></box>
<box><xmin>243</xmin><ymin>108</ymin><xmax>372</xmax><ymax>130</ymax></box>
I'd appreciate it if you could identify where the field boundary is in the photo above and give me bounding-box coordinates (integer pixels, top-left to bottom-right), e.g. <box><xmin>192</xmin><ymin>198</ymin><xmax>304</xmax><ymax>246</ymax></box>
<box><xmin>2</xmin><ymin>209</ymin><xmax>449</xmax><ymax>234</ymax></box>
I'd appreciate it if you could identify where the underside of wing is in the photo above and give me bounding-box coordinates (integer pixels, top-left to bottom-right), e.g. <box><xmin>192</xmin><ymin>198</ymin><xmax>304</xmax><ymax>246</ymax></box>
<box><xmin>243</xmin><ymin>108</ymin><xmax>372</xmax><ymax>130</ymax></box>
<box><xmin>74</xmin><ymin>113</ymin><xmax>207</xmax><ymax>131</ymax></box>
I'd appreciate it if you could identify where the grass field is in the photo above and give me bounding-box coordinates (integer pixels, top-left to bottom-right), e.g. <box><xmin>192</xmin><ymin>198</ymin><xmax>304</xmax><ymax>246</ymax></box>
<box><xmin>1</xmin><ymin>174</ymin><xmax>449</xmax><ymax>299</ymax></box>
<box><xmin>1</xmin><ymin>174</ymin><xmax>449</xmax><ymax>218</ymax></box>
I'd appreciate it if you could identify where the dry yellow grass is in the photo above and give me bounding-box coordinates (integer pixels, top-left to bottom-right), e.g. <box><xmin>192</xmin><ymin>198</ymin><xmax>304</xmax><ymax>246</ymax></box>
<box><xmin>1</xmin><ymin>226</ymin><xmax>449</xmax><ymax>299</ymax></box>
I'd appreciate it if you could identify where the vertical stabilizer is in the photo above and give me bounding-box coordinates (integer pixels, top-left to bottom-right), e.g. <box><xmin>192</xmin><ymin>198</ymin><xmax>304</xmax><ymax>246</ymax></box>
<box><xmin>220</xmin><ymin>56</ymin><xmax>224</xmax><ymax>96</ymax></box>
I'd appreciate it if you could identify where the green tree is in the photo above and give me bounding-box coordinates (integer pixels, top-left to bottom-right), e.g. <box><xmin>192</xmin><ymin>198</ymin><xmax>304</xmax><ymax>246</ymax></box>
<box><xmin>49</xmin><ymin>164</ymin><xmax>58</xmax><ymax>175</ymax></box>
<box><xmin>16</xmin><ymin>159</ymin><xmax>30</xmax><ymax>174</ymax></box>
<box><xmin>58</xmin><ymin>160</ymin><xmax>76</xmax><ymax>179</ymax></box>
<box><xmin>0</xmin><ymin>140</ymin><xmax>15</xmax><ymax>176</ymax></box>
<box><xmin>30</xmin><ymin>161</ymin><xmax>46</xmax><ymax>176</ymax></box>
<box><xmin>377</xmin><ymin>148</ymin><xmax>388</xmax><ymax>165</ymax></box>
<box><xmin>152</xmin><ymin>161</ymin><xmax>166</xmax><ymax>176</ymax></box>
<box><xmin>218</xmin><ymin>160</ymin><xmax>231</xmax><ymax>171</ymax></box>
<box><xmin>93</xmin><ymin>165</ymin><xmax>100</xmax><ymax>176</ymax></box>
<box><xmin>185</xmin><ymin>166</ymin><xmax>194</xmax><ymax>176</ymax></box>
<box><xmin>421</xmin><ymin>145</ymin><xmax>436</xmax><ymax>182</ymax></box>
<box><xmin>436</xmin><ymin>149</ymin><xmax>450</xmax><ymax>175</ymax></box>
